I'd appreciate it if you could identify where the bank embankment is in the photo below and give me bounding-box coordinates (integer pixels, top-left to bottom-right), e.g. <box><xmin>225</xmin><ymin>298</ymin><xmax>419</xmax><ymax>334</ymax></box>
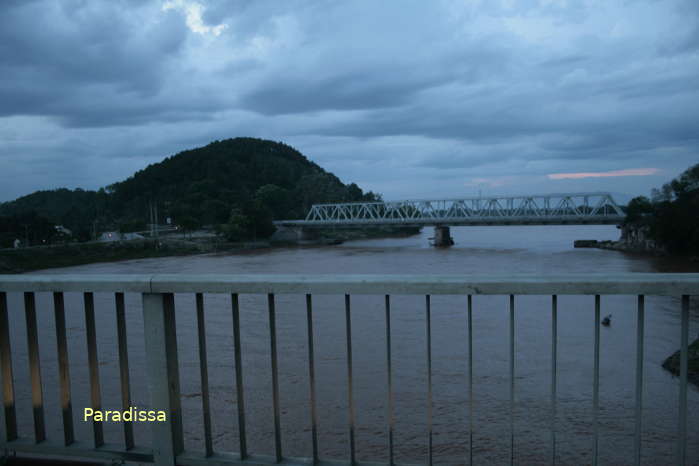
<box><xmin>317</xmin><ymin>225</ymin><xmax>421</xmax><ymax>241</ymax></box>
<box><xmin>574</xmin><ymin>223</ymin><xmax>671</xmax><ymax>256</ymax></box>
<box><xmin>574</xmin><ymin>239</ymin><xmax>668</xmax><ymax>255</ymax></box>
<box><xmin>0</xmin><ymin>239</ymin><xmax>206</xmax><ymax>273</ymax></box>
<box><xmin>0</xmin><ymin>226</ymin><xmax>422</xmax><ymax>273</ymax></box>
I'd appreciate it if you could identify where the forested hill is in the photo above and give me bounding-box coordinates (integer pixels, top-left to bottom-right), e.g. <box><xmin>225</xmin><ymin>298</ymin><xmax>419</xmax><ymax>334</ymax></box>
<box><xmin>0</xmin><ymin>138</ymin><xmax>379</xmax><ymax>244</ymax></box>
<box><xmin>107</xmin><ymin>138</ymin><xmax>378</xmax><ymax>223</ymax></box>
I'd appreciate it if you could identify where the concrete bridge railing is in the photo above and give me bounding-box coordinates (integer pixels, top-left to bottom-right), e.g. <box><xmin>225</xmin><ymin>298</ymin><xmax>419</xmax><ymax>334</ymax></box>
<box><xmin>1</xmin><ymin>274</ymin><xmax>697</xmax><ymax>465</ymax></box>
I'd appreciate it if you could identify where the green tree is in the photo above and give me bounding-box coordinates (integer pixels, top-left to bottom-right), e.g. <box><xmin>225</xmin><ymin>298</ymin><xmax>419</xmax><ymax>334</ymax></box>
<box><xmin>201</xmin><ymin>199</ymin><xmax>230</xmax><ymax>225</ymax></box>
<box><xmin>119</xmin><ymin>221</ymin><xmax>146</xmax><ymax>234</ymax></box>
<box><xmin>246</xmin><ymin>200</ymin><xmax>276</xmax><ymax>240</ymax></box>
<box><xmin>624</xmin><ymin>196</ymin><xmax>653</xmax><ymax>224</ymax></box>
<box><xmin>222</xmin><ymin>209</ymin><xmax>250</xmax><ymax>242</ymax></box>
<box><xmin>626</xmin><ymin>163</ymin><xmax>699</xmax><ymax>255</ymax></box>
<box><xmin>178</xmin><ymin>216</ymin><xmax>199</xmax><ymax>239</ymax></box>
<box><xmin>222</xmin><ymin>201</ymin><xmax>276</xmax><ymax>241</ymax></box>
<box><xmin>255</xmin><ymin>184</ymin><xmax>290</xmax><ymax>219</ymax></box>
<box><xmin>347</xmin><ymin>183</ymin><xmax>363</xmax><ymax>201</ymax></box>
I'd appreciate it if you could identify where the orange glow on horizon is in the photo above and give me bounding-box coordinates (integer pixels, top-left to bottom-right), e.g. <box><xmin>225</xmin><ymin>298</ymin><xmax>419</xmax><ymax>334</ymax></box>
<box><xmin>547</xmin><ymin>168</ymin><xmax>659</xmax><ymax>180</ymax></box>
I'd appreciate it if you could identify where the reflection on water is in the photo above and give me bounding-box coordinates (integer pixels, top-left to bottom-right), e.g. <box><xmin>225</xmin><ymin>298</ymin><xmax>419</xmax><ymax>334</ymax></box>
<box><xmin>5</xmin><ymin>225</ymin><xmax>699</xmax><ymax>465</ymax></box>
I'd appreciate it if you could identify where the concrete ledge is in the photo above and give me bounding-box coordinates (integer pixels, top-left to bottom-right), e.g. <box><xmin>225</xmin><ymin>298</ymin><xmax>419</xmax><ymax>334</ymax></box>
<box><xmin>2</xmin><ymin>439</ymin><xmax>153</xmax><ymax>463</ymax></box>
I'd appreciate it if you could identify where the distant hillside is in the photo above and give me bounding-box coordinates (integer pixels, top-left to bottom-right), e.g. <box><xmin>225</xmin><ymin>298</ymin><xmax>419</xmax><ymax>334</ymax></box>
<box><xmin>0</xmin><ymin>188</ymin><xmax>108</xmax><ymax>245</ymax></box>
<box><xmin>0</xmin><ymin>137</ymin><xmax>379</xmax><ymax>245</ymax></box>
<box><xmin>0</xmin><ymin>188</ymin><xmax>105</xmax><ymax>220</ymax></box>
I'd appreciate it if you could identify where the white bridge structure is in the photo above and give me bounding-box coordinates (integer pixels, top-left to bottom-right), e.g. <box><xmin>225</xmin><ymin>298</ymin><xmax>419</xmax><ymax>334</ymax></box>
<box><xmin>276</xmin><ymin>192</ymin><xmax>626</xmax><ymax>246</ymax></box>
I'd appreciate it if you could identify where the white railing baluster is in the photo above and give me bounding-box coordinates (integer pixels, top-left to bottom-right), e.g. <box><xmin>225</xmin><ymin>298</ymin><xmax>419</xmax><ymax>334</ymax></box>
<box><xmin>551</xmin><ymin>295</ymin><xmax>558</xmax><ymax>466</ymax></box>
<box><xmin>467</xmin><ymin>295</ymin><xmax>473</xmax><ymax>466</ymax></box>
<box><xmin>385</xmin><ymin>295</ymin><xmax>394</xmax><ymax>466</ymax></box>
<box><xmin>306</xmin><ymin>294</ymin><xmax>319</xmax><ymax>464</ymax></box>
<box><xmin>143</xmin><ymin>292</ymin><xmax>184</xmax><ymax>465</ymax></box>
<box><xmin>84</xmin><ymin>292</ymin><xmax>104</xmax><ymax>447</ymax></box>
<box><xmin>592</xmin><ymin>295</ymin><xmax>600</xmax><ymax>466</ymax></box>
<box><xmin>195</xmin><ymin>293</ymin><xmax>213</xmax><ymax>457</ymax></box>
<box><xmin>634</xmin><ymin>295</ymin><xmax>645</xmax><ymax>466</ymax></box>
<box><xmin>115</xmin><ymin>292</ymin><xmax>134</xmax><ymax>450</ymax></box>
<box><xmin>509</xmin><ymin>294</ymin><xmax>515</xmax><ymax>466</ymax></box>
<box><xmin>426</xmin><ymin>295</ymin><xmax>433</xmax><ymax>466</ymax></box>
<box><xmin>231</xmin><ymin>293</ymin><xmax>247</xmax><ymax>459</ymax></box>
<box><xmin>678</xmin><ymin>295</ymin><xmax>689</xmax><ymax>466</ymax></box>
<box><xmin>0</xmin><ymin>291</ymin><xmax>17</xmax><ymax>442</ymax></box>
<box><xmin>24</xmin><ymin>292</ymin><xmax>45</xmax><ymax>443</ymax></box>
<box><xmin>345</xmin><ymin>294</ymin><xmax>356</xmax><ymax>465</ymax></box>
<box><xmin>268</xmin><ymin>293</ymin><xmax>282</xmax><ymax>462</ymax></box>
<box><xmin>53</xmin><ymin>292</ymin><xmax>74</xmax><ymax>446</ymax></box>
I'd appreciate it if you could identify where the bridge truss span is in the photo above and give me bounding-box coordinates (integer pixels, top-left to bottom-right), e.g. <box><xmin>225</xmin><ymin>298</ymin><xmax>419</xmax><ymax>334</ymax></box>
<box><xmin>281</xmin><ymin>192</ymin><xmax>625</xmax><ymax>227</ymax></box>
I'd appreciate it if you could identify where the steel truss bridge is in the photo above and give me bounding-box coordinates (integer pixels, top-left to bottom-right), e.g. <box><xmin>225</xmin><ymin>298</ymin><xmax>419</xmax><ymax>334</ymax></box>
<box><xmin>277</xmin><ymin>192</ymin><xmax>625</xmax><ymax>227</ymax></box>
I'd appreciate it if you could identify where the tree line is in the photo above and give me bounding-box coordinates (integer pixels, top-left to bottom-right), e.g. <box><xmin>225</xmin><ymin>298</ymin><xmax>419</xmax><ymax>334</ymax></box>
<box><xmin>625</xmin><ymin>163</ymin><xmax>699</xmax><ymax>255</ymax></box>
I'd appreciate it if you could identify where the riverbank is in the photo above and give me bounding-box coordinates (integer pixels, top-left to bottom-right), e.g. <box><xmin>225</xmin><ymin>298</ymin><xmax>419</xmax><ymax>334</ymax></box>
<box><xmin>316</xmin><ymin>225</ymin><xmax>421</xmax><ymax>241</ymax></box>
<box><xmin>0</xmin><ymin>239</ymin><xmax>204</xmax><ymax>273</ymax></box>
<box><xmin>574</xmin><ymin>222</ymin><xmax>668</xmax><ymax>254</ymax></box>
<box><xmin>574</xmin><ymin>239</ymin><xmax>699</xmax><ymax>264</ymax></box>
<box><xmin>0</xmin><ymin>226</ymin><xmax>422</xmax><ymax>273</ymax></box>
<box><xmin>575</xmin><ymin>239</ymin><xmax>666</xmax><ymax>255</ymax></box>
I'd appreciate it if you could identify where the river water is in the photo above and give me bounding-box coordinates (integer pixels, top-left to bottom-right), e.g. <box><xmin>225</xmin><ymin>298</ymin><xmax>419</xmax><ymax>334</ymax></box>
<box><xmin>4</xmin><ymin>225</ymin><xmax>699</xmax><ymax>465</ymax></box>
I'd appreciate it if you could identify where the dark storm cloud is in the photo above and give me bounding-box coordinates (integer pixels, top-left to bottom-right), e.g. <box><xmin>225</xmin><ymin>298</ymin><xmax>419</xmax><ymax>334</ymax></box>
<box><xmin>239</xmin><ymin>39</ymin><xmax>514</xmax><ymax>115</ymax></box>
<box><xmin>0</xmin><ymin>1</ymin><xmax>189</xmax><ymax>124</ymax></box>
<box><xmin>241</xmin><ymin>71</ymin><xmax>437</xmax><ymax>115</ymax></box>
<box><xmin>0</xmin><ymin>0</ymin><xmax>698</xmax><ymax>202</ymax></box>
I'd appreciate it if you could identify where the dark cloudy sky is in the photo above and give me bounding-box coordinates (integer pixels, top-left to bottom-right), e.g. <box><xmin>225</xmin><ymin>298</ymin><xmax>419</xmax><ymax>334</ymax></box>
<box><xmin>1</xmin><ymin>0</ymin><xmax>698</xmax><ymax>203</ymax></box>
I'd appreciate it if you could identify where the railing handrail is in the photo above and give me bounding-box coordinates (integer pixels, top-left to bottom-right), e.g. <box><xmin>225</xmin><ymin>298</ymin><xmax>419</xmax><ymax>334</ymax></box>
<box><xmin>1</xmin><ymin>273</ymin><xmax>698</xmax><ymax>295</ymax></box>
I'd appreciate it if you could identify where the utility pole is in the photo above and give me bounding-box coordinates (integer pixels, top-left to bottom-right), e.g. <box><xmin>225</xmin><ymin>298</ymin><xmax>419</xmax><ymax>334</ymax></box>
<box><xmin>155</xmin><ymin>202</ymin><xmax>159</xmax><ymax>245</ymax></box>
<box><xmin>149</xmin><ymin>200</ymin><xmax>159</xmax><ymax>250</ymax></box>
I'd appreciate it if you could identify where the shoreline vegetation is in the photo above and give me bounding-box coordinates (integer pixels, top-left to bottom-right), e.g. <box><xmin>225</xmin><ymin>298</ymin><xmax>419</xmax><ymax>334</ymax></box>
<box><xmin>574</xmin><ymin>236</ymin><xmax>699</xmax><ymax>261</ymax></box>
<box><xmin>575</xmin><ymin>162</ymin><xmax>699</xmax><ymax>261</ymax></box>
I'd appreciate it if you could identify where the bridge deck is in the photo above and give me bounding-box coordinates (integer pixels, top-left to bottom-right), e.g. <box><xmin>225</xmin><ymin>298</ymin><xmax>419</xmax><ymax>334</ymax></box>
<box><xmin>276</xmin><ymin>215</ymin><xmax>624</xmax><ymax>227</ymax></box>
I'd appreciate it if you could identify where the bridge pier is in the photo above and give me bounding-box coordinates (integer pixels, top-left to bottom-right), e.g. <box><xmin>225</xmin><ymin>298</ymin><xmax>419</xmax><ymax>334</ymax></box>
<box><xmin>270</xmin><ymin>226</ymin><xmax>320</xmax><ymax>242</ymax></box>
<box><xmin>433</xmin><ymin>226</ymin><xmax>454</xmax><ymax>247</ymax></box>
<box><xmin>298</xmin><ymin>228</ymin><xmax>320</xmax><ymax>241</ymax></box>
